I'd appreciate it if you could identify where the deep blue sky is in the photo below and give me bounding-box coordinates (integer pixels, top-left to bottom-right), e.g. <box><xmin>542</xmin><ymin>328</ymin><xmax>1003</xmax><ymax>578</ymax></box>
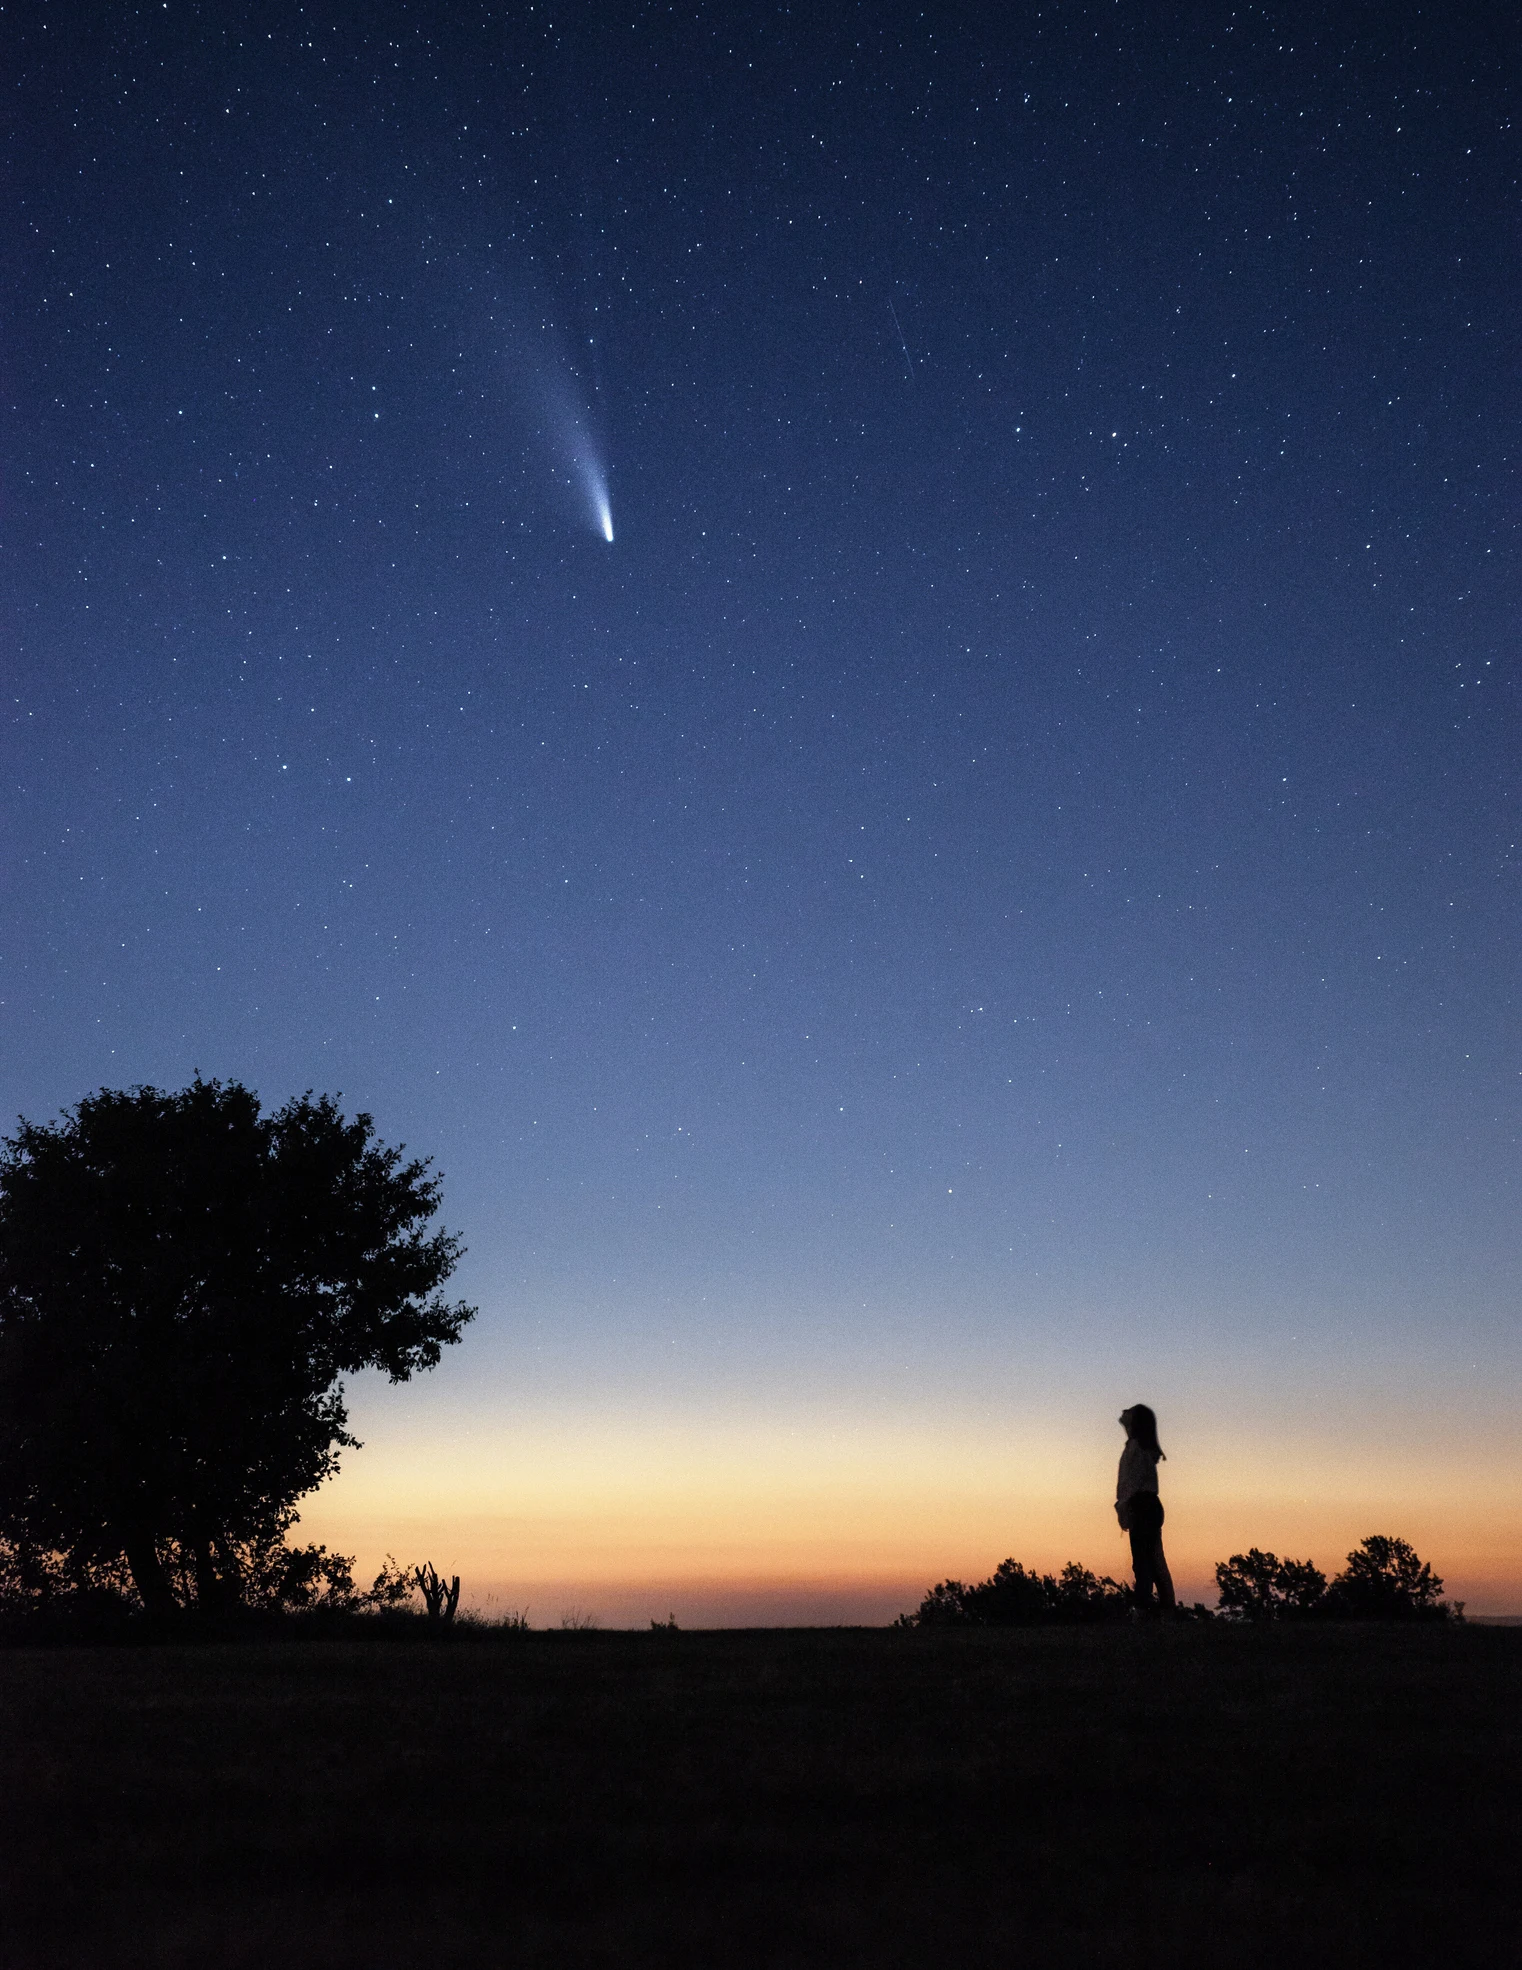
<box><xmin>4</xmin><ymin>1</ymin><xmax>1518</xmax><ymax>1606</ymax></box>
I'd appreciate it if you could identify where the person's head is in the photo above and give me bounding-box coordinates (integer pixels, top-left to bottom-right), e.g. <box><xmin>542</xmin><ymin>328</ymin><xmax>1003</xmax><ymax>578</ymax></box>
<box><xmin>1119</xmin><ymin>1403</ymin><xmax>1165</xmax><ymax>1460</ymax></box>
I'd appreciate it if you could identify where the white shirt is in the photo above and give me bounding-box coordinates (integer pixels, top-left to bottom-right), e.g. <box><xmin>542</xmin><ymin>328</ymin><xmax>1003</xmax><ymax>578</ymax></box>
<box><xmin>1116</xmin><ymin>1439</ymin><xmax>1160</xmax><ymax>1506</ymax></box>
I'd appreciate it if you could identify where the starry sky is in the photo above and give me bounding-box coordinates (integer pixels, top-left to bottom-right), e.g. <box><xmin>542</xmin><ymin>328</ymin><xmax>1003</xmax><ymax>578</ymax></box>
<box><xmin>5</xmin><ymin>1</ymin><xmax>1518</xmax><ymax>1620</ymax></box>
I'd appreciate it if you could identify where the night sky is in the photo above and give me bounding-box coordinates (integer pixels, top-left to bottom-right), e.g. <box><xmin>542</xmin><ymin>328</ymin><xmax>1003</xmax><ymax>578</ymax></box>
<box><xmin>5</xmin><ymin>1</ymin><xmax>1518</xmax><ymax>1619</ymax></box>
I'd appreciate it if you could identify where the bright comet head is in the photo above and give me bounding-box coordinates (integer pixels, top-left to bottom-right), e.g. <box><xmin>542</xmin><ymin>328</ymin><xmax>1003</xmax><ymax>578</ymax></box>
<box><xmin>598</xmin><ymin>493</ymin><xmax>614</xmax><ymax>544</ymax></box>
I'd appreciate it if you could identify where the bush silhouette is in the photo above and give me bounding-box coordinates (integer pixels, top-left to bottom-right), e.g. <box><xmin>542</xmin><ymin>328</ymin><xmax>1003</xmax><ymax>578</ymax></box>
<box><xmin>1213</xmin><ymin>1535</ymin><xmax>1460</xmax><ymax>1622</ymax></box>
<box><xmin>0</xmin><ymin>1531</ymin><xmax>427</xmax><ymax>1637</ymax></box>
<box><xmin>909</xmin><ymin>1558</ymin><xmax>1130</xmax><ymax>1627</ymax></box>
<box><xmin>1324</xmin><ymin>1534</ymin><xmax>1460</xmax><ymax>1621</ymax></box>
<box><xmin>1215</xmin><ymin>1549</ymin><xmax>1328</xmax><ymax>1621</ymax></box>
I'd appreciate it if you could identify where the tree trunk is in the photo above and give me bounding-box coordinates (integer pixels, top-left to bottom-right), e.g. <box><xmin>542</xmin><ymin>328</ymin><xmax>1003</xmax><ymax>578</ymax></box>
<box><xmin>122</xmin><ymin>1533</ymin><xmax>177</xmax><ymax>1618</ymax></box>
<box><xmin>192</xmin><ymin>1535</ymin><xmax>221</xmax><ymax>1610</ymax></box>
<box><xmin>210</xmin><ymin>1531</ymin><xmax>242</xmax><ymax>1607</ymax></box>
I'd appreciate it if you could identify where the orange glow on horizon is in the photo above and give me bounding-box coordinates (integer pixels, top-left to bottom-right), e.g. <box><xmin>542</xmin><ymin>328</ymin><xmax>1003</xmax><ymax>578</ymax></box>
<box><xmin>294</xmin><ymin>1406</ymin><xmax>1522</xmax><ymax>1622</ymax></box>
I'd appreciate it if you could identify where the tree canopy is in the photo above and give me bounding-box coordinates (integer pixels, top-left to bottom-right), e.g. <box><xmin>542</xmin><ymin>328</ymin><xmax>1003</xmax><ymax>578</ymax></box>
<box><xmin>1214</xmin><ymin>1548</ymin><xmax>1328</xmax><ymax>1622</ymax></box>
<box><xmin>1323</xmin><ymin>1534</ymin><xmax>1457</xmax><ymax>1620</ymax></box>
<box><xmin>0</xmin><ymin>1079</ymin><xmax>475</xmax><ymax>1614</ymax></box>
<box><xmin>1214</xmin><ymin>1536</ymin><xmax>1459</xmax><ymax>1622</ymax></box>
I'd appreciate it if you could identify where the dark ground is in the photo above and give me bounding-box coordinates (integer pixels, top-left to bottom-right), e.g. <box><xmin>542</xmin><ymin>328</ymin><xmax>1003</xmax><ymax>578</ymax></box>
<box><xmin>2</xmin><ymin>1621</ymin><xmax>1517</xmax><ymax>1967</ymax></box>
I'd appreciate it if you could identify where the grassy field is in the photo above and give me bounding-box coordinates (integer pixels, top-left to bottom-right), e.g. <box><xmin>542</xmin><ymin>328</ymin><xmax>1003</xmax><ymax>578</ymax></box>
<box><xmin>3</xmin><ymin>1621</ymin><xmax>1518</xmax><ymax>1967</ymax></box>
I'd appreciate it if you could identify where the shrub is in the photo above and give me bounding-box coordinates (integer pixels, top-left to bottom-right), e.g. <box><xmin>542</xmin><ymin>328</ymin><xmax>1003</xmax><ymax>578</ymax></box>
<box><xmin>965</xmin><ymin>1559</ymin><xmax>1056</xmax><ymax>1626</ymax></box>
<box><xmin>0</xmin><ymin>1536</ymin><xmax>137</xmax><ymax>1607</ymax></box>
<box><xmin>218</xmin><ymin>1518</ymin><xmax>370</xmax><ymax>1612</ymax></box>
<box><xmin>1214</xmin><ymin>1535</ymin><xmax>1461</xmax><ymax>1623</ymax></box>
<box><xmin>1048</xmin><ymin>1561</ymin><xmax>1134</xmax><ymax>1623</ymax></box>
<box><xmin>1215</xmin><ymin>1548</ymin><xmax>1327</xmax><ymax>1622</ymax></box>
<box><xmin>1</xmin><ymin>1530</ymin><xmax>431</xmax><ymax>1635</ymax></box>
<box><xmin>1323</xmin><ymin>1535</ymin><xmax>1461</xmax><ymax>1622</ymax></box>
<box><xmin>360</xmin><ymin>1556</ymin><xmax>418</xmax><ymax>1611</ymax></box>
<box><xmin>905</xmin><ymin>1558</ymin><xmax>1130</xmax><ymax>1627</ymax></box>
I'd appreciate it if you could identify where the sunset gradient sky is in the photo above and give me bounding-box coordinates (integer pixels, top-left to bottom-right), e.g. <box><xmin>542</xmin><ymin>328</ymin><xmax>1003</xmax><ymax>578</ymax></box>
<box><xmin>6</xmin><ymin>1</ymin><xmax>1518</xmax><ymax>1616</ymax></box>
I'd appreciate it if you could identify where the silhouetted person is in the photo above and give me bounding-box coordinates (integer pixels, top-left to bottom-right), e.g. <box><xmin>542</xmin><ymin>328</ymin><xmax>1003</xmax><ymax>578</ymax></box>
<box><xmin>1116</xmin><ymin>1403</ymin><xmax>1175</xmax><ymax>1614</ymax></box>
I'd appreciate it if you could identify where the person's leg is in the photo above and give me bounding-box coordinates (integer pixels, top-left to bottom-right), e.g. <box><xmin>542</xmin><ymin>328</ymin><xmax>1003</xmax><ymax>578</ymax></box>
<box><xmin>1129</xmin><ymin>1510</ymin><xmax>1158</xmax><ymax>1611</ymax></box>
<box><xmin>1153</xmin><ymin>1536</ymin><xmax>1176</xmax><ymax>1611</ymax></box>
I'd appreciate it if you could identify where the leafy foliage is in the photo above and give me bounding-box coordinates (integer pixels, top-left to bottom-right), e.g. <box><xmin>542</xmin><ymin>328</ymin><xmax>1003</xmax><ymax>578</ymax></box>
<box><xmin>0</xmin><ymin>1532</ymin><xmax>137</xmax><ymax>1610</ymax></box>
<box><xmin>0</xmin><ymin>1522</ymin><xmax>421</xmax><ymax>1619</ymax></box>
<box><xmin>1215</xmin><ymin>1548</ymin><xmax>1328</xmax><ymax>1621</ymax></box>
<box><xmin>208</xmin><ymin>1527</ymin><xmax>416</xmax><ymax>1614</ymax></box>
<box><xmin>909</xmin><ymin>1558</ymin><xmax>1131</xmax><ymax>1627</ymax></box>
<box><xmin>0</xmin><ymin>1079</ymin><xmax>475</xmax><ymax>1613</ymax></box>
<box><xmin>1324</xmin><ymin>1534</ymin><xmax>1460</xmax><ymax>1621</ymax></box>
<box><xmin>1214</xmin><ymin>1535</ymin><xmax>1460</xmax><ymax>1622</ymax></box>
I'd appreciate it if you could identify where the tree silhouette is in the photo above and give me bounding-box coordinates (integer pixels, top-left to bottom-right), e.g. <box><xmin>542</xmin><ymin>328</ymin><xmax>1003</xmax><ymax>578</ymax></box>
<box><xmin>1214</xmin><ymin>1548</ymin><xmax>1327</xmax><ymax>1621</ymax></box>
<box><xmin>0</xmin><ymin>1080</ymin><xmax>475</xmax><ymax>1614</ymax></box>
<box><xmin>1323</xmin><ymin>1534</ymin><xmax>1459</xmax><ymax>1621</ymax></box>
<box><xmin>1213</xmin><ymin>1536</ymin><xmax>1460</xmax><ymax>1622</ymax></box>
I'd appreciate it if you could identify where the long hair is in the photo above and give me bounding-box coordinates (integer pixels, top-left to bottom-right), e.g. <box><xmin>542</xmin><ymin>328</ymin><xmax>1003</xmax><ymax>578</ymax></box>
<box><xmin>1123</xmin><ymin>1403</ymin><xmax>1165</xmax><ymax>1462</ymax></box>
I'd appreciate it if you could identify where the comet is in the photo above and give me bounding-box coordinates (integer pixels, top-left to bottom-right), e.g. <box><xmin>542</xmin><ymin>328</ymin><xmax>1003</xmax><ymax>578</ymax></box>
<box><xmin>573</xmin><ymin>446</ymin><xmax>614</xmax><ymax>543</ymax></box>
<box><xmin>546</xmin><ymin>374</ymin><xmax>615</xmax><ymax>544</ymax></box>
<box><xmin>505</xmin><ymin>305</ymin><xmax>615</xmax><ymax>543</ymax></box>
